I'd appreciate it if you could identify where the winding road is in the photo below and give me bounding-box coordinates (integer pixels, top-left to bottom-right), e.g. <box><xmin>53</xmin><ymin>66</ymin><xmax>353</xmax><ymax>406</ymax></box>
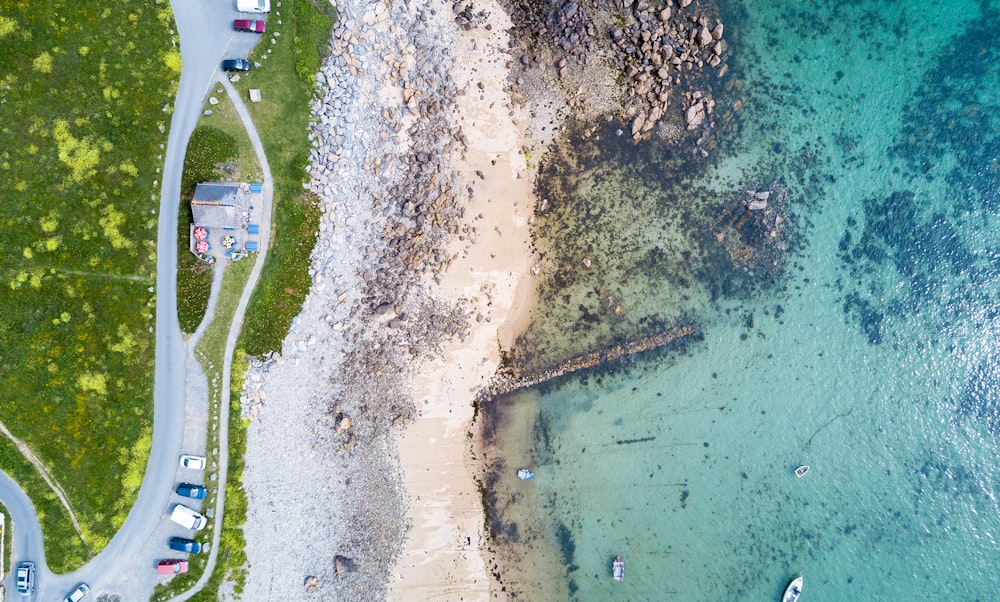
<box><xmin>0</xmin><ymin>0</ymin><xmax>272</xmax><ymax>599</ymax></box>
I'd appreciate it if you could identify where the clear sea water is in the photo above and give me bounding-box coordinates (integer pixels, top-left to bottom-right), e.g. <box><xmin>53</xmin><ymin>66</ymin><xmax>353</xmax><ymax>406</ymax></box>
<box><xmin>486</xmin><ymin>0</ymin><xmax>1000</xmax><ymax>599</ymax></box>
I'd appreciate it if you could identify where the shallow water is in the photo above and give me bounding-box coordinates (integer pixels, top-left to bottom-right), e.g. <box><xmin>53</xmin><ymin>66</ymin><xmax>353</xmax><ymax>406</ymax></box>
<box><xmin>488</xmin><ymin>0</ymin><xmax>1000</xmax><ymax>599</ymax></box>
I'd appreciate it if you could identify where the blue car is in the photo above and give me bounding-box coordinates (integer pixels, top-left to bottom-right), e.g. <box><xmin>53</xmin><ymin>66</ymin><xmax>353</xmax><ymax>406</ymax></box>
<box><xmin>168</xmin><ymin>537</ymin><xmax>204</xmax><ymax>554</ymax></box>
<box><xmin>176</xmin><ymin>483</ymin><xmax>208</xmax><ymax>499</ymax></box>
<box><xmin>221</xmin><ymin>59</ymin><xmax>250</xmax><ymax>72</ymax></box>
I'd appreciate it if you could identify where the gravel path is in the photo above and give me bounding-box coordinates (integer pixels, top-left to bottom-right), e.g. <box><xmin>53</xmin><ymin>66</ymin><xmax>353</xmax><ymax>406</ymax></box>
<box><xmin>236</xmin><ymin>0</ymin><xmax>484</xmax><ymax>599</ymax></box>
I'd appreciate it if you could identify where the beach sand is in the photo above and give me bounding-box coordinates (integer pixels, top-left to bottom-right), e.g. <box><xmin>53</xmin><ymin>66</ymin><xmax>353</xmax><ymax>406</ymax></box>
<box><xmin>388</xmin><ymin>1</ymin><xmax>538</xmax><ymax>598</ymax></box>
<box><xmin>238</xmin><ymin>0</ymin><xmax>545</xmax><ymax>598</ymax></box>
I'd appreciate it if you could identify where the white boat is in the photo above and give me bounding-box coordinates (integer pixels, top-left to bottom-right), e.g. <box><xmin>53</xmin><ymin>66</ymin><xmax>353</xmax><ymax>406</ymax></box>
<box><xmin>612</xmin><ymin>556</ymin><xmax>624</xmax><ymax>582</ymax></box>
<box><xmin>782</xmin><ymin>575</ymin><xmax>802</xmax><ymax>602</ymax></box>
<box><xmin>516</xmin><ymin>468</ymin><xmax>535</xmax><ymax>481</ymax></box>
<box><xmin>794</xmin><ymin>465</ymin><xmax>810</xmax><ymax>478</ymax></box>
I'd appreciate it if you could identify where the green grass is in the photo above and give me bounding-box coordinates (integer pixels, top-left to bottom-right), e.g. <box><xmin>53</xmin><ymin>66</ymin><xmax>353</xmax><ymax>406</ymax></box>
<box><xmin>199</xmin><ymin>83</ymin><xmax>263</xmax><ymax>183</ymax></box>
<box><xmin>0</xmin><ymin>1</ymin><xmax>178</xmax><ymax>565</ymax></box>
<box><xmin>176</xmin><ymin>199</ymin><xmax>215</xmax><ymax>334</ymax></box>
<box><xmin>1</xmin><ymin>502</ymin><xmax>8</xmax><ymax>575</ymax></box>
<box><xmin>0</xmin><ymin>436</ymin><xmax>89</xmax><ymax>571</ymax></box>
<box><xmin>176</xmin><ymin>124</ymin><xmax>238</xmax><ymax>333</ymax></box>
<box><xmin>185</xmin><ymin>351</ymin><xmax>251</xmax><ymax>601</ymax></box>
<box><xmin>231</xmin><ymin>0</ymin><xmax>336</xmax><ymax>356</ymax></box>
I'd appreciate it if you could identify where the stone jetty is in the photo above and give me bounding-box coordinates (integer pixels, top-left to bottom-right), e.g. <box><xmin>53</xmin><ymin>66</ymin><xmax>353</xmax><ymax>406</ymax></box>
<box><xmin>485</xmin><ymin>325</ymin><xmax>696</xmax><ymax>398</ymax></box>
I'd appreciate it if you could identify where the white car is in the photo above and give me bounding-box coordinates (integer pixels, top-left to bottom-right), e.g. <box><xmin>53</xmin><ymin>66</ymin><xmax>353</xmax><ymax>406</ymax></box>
<box><xmin>236</xmin><ymin>0</ymin><xmax>270</xmax><ymax>13</ymax></box>
<box><xmin>179</xmin><ymin>454</ymin><xmax>206</xmax><ymax>470</ymax></box>
<box><xmin>64</xmin><ymin>583</ymin><xmax>90</xmax><ymax>602</ymax></box>
<box><xmin>170</xmin><ymin>504</ymin><xmax>207</xmax><ymax>530</ymax></box>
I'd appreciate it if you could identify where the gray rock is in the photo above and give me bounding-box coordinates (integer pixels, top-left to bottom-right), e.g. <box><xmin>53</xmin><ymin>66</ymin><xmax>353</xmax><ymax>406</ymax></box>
<box><xmin>697</xmin><ymin>27</ymin><xmax>713</xmax><ymax>47</ymax></box>
<box><xmin>686</xmin><ymin>101</ymin><xmax>705</xmax><ymax>127</ymax></box>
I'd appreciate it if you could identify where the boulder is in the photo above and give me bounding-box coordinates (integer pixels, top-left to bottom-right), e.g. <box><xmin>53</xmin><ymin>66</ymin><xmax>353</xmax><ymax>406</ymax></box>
<box><xmin>697</xmin><ymin>27</ymin><xmax>713</xmax><ymax>47</ymax></box>
<box><xmin>304</xmin><ymin>576</ymin><xmax>320</xmax><ymax>593</ymax></box>
<box><xmin>686</xmin><ymin>102</ymin><xmax>705</xmax><ymax>127</ymax></box>
<box><xmin>712</xmin><ymin>22</ymin><xmax>724</xmax><ymax>40</ymax></box>
<box><xmin>631</xmin><ymin>110</ymin><xmax>647</xmax><ymax>138</ymax></box>
<box><xmin>335</xmin><ymin>555</ymin><xmax>358</xmax><ymax>576</ymax></box>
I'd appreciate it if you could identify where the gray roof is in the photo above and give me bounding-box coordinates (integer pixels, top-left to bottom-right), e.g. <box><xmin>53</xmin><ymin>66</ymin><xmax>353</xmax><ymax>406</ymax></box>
<box><xmin>191</xmin><ymin>183</ymin><xmax>240</xmax><ymax>228</ymax></box>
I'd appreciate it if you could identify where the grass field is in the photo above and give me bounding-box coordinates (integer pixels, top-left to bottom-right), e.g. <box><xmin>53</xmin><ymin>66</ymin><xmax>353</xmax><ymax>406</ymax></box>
<box><xmin>231</xmin><ymin>0</ymin><xmax>335</xmax><ymax>356</ymax></box>
<box><xmin>0</xmin><ymin>2</ymin><xmax>178</xmax><ymax>565</ymax></box>
<box><xmin>0</xmin><ymin>429</ymin><xmax>90</xmax><ymax>571</ymax></box>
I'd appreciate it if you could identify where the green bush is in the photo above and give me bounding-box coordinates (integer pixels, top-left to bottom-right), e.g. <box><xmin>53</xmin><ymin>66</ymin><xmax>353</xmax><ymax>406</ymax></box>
<box><xmin>181</xmin><ymin>126</ymin><xmax>239</xmax><ymax>196</ymax></box>
<box><xmin>294</xmin><ymin>0</ymin><xmax>337</xmax><ymax>85</ymax></box>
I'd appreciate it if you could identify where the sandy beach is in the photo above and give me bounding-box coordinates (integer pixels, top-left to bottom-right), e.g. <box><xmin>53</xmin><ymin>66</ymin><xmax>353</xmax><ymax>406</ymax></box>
<box><xmin>388</xmin><ymin>0</ymin><xmax>537</xmax><ymax>594</ymax></box>
<box><xmin>237</xmin><ymin>0</ymin><xmax>541</xmax><ymax>598</ymax></box>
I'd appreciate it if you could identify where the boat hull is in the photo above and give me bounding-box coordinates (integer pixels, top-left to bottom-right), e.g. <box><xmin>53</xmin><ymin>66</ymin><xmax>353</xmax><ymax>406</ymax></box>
<box><xmin>782</xmin><ymin>575</ymin><xmax>802</xmax><ymax>602</ymax></box>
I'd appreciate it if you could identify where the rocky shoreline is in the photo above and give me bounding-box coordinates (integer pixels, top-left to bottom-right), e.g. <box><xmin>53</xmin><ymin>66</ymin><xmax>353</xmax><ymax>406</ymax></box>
<box><xmin>238</xmin><ymin>0</ymin><xmax>730</xmax><ymax>599</ymax></box>
<box><xmin>239</xmin><ymin>0</ymin><xmax>482</xmax><ymax>598</ymax></box>
<box><xmin>504</xmin><ymin>0</ymin><xmax>728</xmax><ymax>148</ymax></box>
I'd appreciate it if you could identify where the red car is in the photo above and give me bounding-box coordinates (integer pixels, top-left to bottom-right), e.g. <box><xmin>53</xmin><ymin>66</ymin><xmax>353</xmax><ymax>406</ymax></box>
<box><xmin>233</xmin><ymin>19</ymin><xmax>266</xmax><ymax>33</ymax></box>
<box><xmin>157</xmin><ymin>559</ymin><xmax>189</xmax><ymax>575</ymax></box>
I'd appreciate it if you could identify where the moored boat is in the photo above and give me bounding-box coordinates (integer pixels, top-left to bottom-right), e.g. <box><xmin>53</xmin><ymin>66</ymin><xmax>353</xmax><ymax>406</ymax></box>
<box><xmin>612</xmin><ymin>556</ymin><xmax>624</xmax><ymax>582</ymax></box>
<box><xmin>782</xmin><ymin>575</ymin><xmax>802</xmax><ymax>602</ymax></box>
<box><xmin>794</xmin><ymin>465</ymin><xmax>810</xmax><ymax>478</ymax></box>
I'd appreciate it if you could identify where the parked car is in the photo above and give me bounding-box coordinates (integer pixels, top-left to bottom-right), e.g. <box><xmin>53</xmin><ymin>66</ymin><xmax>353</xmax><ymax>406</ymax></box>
<box><xmin>179</xmin><ymin>454</ymin><xmax>206</xmax><ymax>469</ymax></box>
<box><xmin>170</xmin><ymin>504</ymin><xmax>207</xmax><ymax>530</ymax></box>
<box><xmin>221</xmin><ymin>59</ymin><xmax>251</xmax><ymax>72</ymax></box>
<box><xmin>176</xmin><ymin>482</ymin><xmax>208</xmax><ymax>499</ymax></box>
<box><xmin>234</xmin><ymin>19</ymin><xmax>266</xmax><ymax>33</ymax></box>
<box><xmin>236</xmin><ymin>0</ymin><xmax>271</xmax><ymax>13</ymax></box>
<box><xmin>63</xmin><ymin>583</ymin><xmax>90</xmax><ymax>602</ymax></box>
<box><xmin>169</xmin><ymin>536</ymin><xmax>205</xmax><ymax>554</ymax></box>
<box><xmin>15</xmin><ymin>561</ymin><xmax>35</xmax><ymax>595</ymax></box>
<box><xmin>157</xmin><ymin>559</ymin><xmax>189</xmax><ymax>575</ymax></box>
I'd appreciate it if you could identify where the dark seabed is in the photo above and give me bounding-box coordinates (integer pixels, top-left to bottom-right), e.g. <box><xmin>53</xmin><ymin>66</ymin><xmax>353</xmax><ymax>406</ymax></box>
<box><xmin>485</xmin><ymin>0</ymin><xmax>1000</xmax><ymax>599</ymax></box>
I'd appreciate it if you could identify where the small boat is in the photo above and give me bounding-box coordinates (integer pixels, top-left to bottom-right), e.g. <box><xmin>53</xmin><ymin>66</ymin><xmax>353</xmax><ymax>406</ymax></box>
<box><xmin>782</xmin><ymin>575</ymin><xmax>802</xmax><ymax>602</ymax></box>
<box><xmin>516</xmin><ymin>468</ymin><xmax>535</xmax><ymax>481</ymax></box>
<box><xmin>612</xmin><ymin>556</ymin><xmax>624</xmax><ymax>582</ymax></box>
<box><xmin>794</xmin><ymin>465</ymin><xmax>810</xmax><ymax>478</ymax></box>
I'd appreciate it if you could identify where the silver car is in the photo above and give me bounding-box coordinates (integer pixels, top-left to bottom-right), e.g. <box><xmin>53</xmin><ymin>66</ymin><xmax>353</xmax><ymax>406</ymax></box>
<box><xmin>15</xmin><ymin>561</ymin><xmax>35</xmax><ymax>595</ymax></box>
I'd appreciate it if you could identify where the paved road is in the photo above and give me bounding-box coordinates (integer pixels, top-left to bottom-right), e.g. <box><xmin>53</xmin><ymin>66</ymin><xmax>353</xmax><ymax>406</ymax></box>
<box><xmin>0</xmin><ymin>1</ymin><xmax>263</xmax><ymax>599</ymax></box>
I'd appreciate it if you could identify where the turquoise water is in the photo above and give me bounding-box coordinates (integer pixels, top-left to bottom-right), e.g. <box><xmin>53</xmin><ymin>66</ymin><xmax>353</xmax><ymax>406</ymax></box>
<box><xmin>488</xmin><ymin>1</ymin><xmax>1000</xmax><ymax>599</ymax></box>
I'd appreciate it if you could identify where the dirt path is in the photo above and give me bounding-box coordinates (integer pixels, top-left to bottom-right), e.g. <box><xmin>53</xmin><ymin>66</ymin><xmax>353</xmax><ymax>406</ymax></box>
<box><xmin>0</xmin><ymin>419</ymin><xmax>84</xmax><ymax>540</ymax></box>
